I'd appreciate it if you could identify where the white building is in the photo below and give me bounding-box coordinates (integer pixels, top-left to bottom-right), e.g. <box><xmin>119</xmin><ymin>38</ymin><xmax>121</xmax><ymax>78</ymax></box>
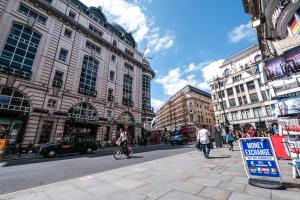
<box><xmin>210</xmin><ymin>45</ymin><xmax>277</xmax><ymax>132</ymax></box>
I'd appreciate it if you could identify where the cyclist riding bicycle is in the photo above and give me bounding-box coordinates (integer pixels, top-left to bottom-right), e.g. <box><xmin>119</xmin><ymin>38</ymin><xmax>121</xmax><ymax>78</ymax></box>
<box><xmin>118</xmin><ymin>128</ymin><xmax>129</xmax><ymax>157</ymax></box>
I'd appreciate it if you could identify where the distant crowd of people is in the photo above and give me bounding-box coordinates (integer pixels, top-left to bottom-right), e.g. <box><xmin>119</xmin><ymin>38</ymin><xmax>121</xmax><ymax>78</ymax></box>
<box><xmin>195</xmin><ymin>125</ymin><xmax>279</xmax><ymax>159</ymax></box>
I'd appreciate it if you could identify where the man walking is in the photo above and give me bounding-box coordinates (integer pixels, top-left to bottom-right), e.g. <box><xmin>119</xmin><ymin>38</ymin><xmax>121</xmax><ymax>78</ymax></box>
<box><xmin>198</xmin><ymin>128</ymin><xmax>211</xmax><ymax>158</ymax></box>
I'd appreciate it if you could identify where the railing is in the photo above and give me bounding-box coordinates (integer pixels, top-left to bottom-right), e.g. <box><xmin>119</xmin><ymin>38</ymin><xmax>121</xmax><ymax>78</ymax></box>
<box><xmin>142</xmin><ymin>105</ymin><xmax>154</xmax><ymax>111</ymax></box>
<box><xmin>107</xmin><ymin>94</ymin><xmax>114</xmax><ymax>102</ymax></box>
<box><xmin>78</xmin><ymin>87</ymin><xmax>97</xmax><ymax>97</ymax></box>
<box><xmin>52</xmin><ymin>79</ymin><xmax>62</xmax><ymax>88</ymax></box>
<box><xmin>0</xmin><ymin>64</ymin><xmax>31</xmax><ymax>79</ymax></box>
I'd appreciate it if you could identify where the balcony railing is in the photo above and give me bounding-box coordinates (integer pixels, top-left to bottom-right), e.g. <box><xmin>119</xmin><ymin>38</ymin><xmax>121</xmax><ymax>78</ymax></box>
<box><xmin>78</xmin><ymin>87</ymin><xmax>97</xmax><ymax>97</ymax></box>
<box><xmin>0</xmin><ymin>64</ymin><xmax>31</xmax><ymax>79</ymax></box>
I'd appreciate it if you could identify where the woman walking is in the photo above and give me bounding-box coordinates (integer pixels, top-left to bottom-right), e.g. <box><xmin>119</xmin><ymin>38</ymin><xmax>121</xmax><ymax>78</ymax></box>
<box><xmin>226</xmin><ymin>131</ymin><xmax>235</xmax><ymax>151</ymax></box>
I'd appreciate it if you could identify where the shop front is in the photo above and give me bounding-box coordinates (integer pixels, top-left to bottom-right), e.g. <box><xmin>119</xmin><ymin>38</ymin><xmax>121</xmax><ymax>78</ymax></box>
<box><xmin>0</xmin><ymin>87</ymin><xmax>31</xmax><ymax>145</ymax></box>
<box><xmin>64</xmin><ymin>102</ymin><xmax>99</xmax><ymax>139</ymax></box>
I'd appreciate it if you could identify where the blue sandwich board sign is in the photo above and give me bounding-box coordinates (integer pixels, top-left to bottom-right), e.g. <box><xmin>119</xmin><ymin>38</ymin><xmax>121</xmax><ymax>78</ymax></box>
<box><xmin>239</xmin><ymin>137</ymin><xmax>283</xmax><ymax>189</ymax></box>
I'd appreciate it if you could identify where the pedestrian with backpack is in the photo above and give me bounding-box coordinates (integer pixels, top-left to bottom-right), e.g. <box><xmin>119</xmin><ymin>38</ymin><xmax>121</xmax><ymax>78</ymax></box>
<box><xmin>226</xmin><ymin>131</ymin><xmax>235</xmax><ymax>151</ymax></box>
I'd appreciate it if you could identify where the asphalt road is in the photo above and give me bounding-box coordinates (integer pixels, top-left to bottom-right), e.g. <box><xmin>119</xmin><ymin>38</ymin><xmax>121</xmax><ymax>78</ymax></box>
<box><xmin>0</xmin><ymin>144</ymin><xmax>195</xmax><ymax>194</ymax></box>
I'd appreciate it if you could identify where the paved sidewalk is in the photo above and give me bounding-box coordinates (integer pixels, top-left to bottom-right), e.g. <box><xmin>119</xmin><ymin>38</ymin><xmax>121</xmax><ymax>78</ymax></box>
<box><xmin>1</xmin><ymin>146</ymin><xmax>300</xmax><ymax>200</ymax></box>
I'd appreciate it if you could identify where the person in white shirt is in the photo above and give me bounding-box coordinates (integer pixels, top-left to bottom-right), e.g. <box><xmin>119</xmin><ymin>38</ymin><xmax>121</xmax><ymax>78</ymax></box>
<box><xmin>119</xmin><ymin>128</ymin><xmax>129</xmax><ymax>156</ymax></box>
<box><xmin>197</xmin><ymin>128</ymin><xmax>211</xmax><ymax>158</ymax></box>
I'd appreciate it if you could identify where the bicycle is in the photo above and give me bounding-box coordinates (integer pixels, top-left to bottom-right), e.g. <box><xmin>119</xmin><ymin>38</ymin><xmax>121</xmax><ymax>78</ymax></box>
<box><xmin>113</xmin><ymin>144</ymin><xmax>133</xmax><ymax>160</ymax></box>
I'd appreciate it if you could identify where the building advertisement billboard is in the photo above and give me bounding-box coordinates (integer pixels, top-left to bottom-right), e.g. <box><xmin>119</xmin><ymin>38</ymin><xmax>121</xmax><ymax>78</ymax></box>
<box><xmin>272</xmin><ymin>96</ymin><xmax>300</xmax><ymax>116</ymax></box>
<box><xmin>264</xmin><ymin>45</ymin><xmax>300</xmax><ymax>81</ymax></box>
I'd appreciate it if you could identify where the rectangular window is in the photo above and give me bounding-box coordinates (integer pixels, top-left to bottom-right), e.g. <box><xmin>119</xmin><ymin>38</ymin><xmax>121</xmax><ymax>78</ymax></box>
<box><xmin>261</xmin><ymin>91</ymin><xmax>268</xmax><ymax>101</ymax></box>
<box><xmin>125</xmin><ymin>48</ymin><xmax>134</xmax><ymax>57</ymax></box>
<box><xmin>58</xmin><ymin>48</ymin><xmax>68</xmax><ymax>62</ymax></box>
<box><xmin>122</xmin><ymin>74</ymin><xmax>133</xmax><ymax>106</ymax></box>
<box><xmin>112</xmin><ymin>39</ymin><xmax>117</xmax><ymax>47</ymax></box>
<box><xmin>250</xmin><ymin>93</ymin><xmax>259</xmax><ymax>103</ymax></box>
<box><xmin>229</xmin><ymin>99</ymin><xmax>236</xmax><ymax>108</ymax></box>
<box><xmin>240</xmin><ymin>84</ymin><xmax>245</xmax><ymax>92</ymax></box>
<box><xmin>106</xmin><ymin>110</ymin><xmax>112</xmax><ymax>118</ymax></box>
<box><xmin>18</xmin><ymin>4</ymin><xmax>47</xmax><ymax>25</ymax></box>
<box><xmin>88</xmin><ymin>25</ymin><xmax>103</xmax><ymax>37</ymax></box>
<box><xmin>226</xmin><ymin>88</ymin><xmax>234</xmax><ymax>96</ymax></box>
<box><xmin>265</xmin><ymin>105</ymin><xmax>275</xmax><ymax>116</ymax></box>
<box><xmin>258</xmin><ymin>78</ymin><xmax>263</xmax><ymax>87</ymax></box>
<box><xmin>242</xmin><ymin>96</ymin><xmax>248</xmax><ymax>104</ymax></box>
<box><xmin>241</xmin><ymin>110</ymin><xmax>247</xmax><ymax>119</ymax></box>
<box><xmin>64</xmin><ymin>28</ymin><xmax>72</xmax><ymax>38</ymax></box>
<box><xmin>0</xmin><ymin>23</ymin><xmax>41</xmax><ymax>77</ymax></box>
<box><xmin>68</xmin><ymin>11</ymin><xmax>76</xmax><ymax>19</ymax></box>
<box><xmin>190</xmin><ymin>115</ymin><xmax>193</xmax><ymax>121</ymax></box>
<box><xmin>52</xmin><ymin>70</ymin><xmax>63</xmax><ymax>88</ymax></box>
<box><xmin>124</xmin><ymin>62</ymin><xmax>134</xmax><ymax>71</ymax></box>
<box><xmin>231</xmin><ymin>112</ymin><xmax>238</xmax><ymax>121</ymax></box>
<box><xmin>107</xmin><ymin>88</ymin><xmax>114</xmax><ymax>102</ymax></box>
<box><xmin>47</xmin><ymin>99</ymin><xmax>57</xmax><ymax>108</ymax></box>
<box><xmin>109</xmin><ymin>71</ymin><xmax>115</xmax><ymax>81</ymax></box>
<box><xmin>253</xmin><ymin>107</ymin><xmax>262</xmax><ymax>118</ymax></box>
<box><xmin>238</xmin><ymin>97</ymin><xmax>243</xmax><ymax>106</ymax></box>
<box><xmin>79</xmin><ymin>56</ymin><xmax>98</xmax><ymax>96</ymax></box>
<box><xmin>246</xmin><ymin>109</ymin><xmax>251</xmax><ymax>118</ymax></box>
<box><xmin>247</xmin><ymin>81</ymin><xmax>256</xmax><ymax>90</ymax></box>
<box><xmin>235</xmin><ymin>85</ymin><xmax>240</xmax><ymax>93</ymax></box>
<box><xmin>85</xmin><ymin>41</ymin><xmax>101</xmax><ymax>53</ymax></box>
<box><xmin>111</xmin><ymin>54</ymin><xmax>116</xmax><ymax>62</ymax></box>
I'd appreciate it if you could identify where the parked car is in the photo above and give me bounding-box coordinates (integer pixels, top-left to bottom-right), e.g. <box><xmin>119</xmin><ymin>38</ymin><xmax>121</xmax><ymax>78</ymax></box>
<box><xmin>170</xmin><ymin>134</ymin><xmax>188</xmax><ymax>145</ymax></box>
<box><xmin>39</xmin><ymin>134</ymin><xmax>98</xmax><ymax>158</ymax></box>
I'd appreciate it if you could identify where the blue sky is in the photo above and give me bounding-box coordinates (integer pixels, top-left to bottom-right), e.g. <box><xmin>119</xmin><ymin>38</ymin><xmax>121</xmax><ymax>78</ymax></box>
<box><xmin>81</xmin><ymin>0</ymin><xmax>257</xmax><ymax>110</ymax></box>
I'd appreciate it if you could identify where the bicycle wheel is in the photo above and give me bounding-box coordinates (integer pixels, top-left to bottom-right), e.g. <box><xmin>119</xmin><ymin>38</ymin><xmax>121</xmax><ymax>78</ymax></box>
<box><xmin>113</xmin><ymin>149</ymin><xmax>122</xmax><ymax>160</ymax></box>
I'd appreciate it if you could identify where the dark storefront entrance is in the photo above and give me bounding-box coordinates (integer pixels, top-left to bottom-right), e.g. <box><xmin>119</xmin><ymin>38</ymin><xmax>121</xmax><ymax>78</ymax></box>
<box><xmin>0</xmin><ymin>87</ymin><xmax>31</xmax><ymax>144</ymax></box>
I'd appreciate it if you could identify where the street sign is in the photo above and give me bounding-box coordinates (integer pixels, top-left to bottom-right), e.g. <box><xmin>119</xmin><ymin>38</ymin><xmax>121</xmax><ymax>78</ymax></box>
<box><xmin>239</xmin><ymin>137</ymin><xmax>284</xmax><ymax>189</ymax></box>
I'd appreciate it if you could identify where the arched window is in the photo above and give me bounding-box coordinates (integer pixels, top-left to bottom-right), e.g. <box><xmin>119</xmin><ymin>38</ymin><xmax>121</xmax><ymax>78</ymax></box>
<box><xmin>68</xmin><ymin>102</ymin><xmax>97</xmax><ymax>121</ymax></box>
<box><xmin>0</xmin><ymin>87</ymin><xmax>31</xmax><ymax>112</ymax></box>
<box><xmin>122</xmin><ymin>74</ymin><xmax>133</xmax><ymax>107</ymax></box>
<box><xmin>79</xmin><ymin>56</ymin><xmax>98</xmax><ymax>96</ymax></box>
<box><xmin>0</xmin><ymin>24</ymin><xmax>41</xmax><ymax>79</ymax></box>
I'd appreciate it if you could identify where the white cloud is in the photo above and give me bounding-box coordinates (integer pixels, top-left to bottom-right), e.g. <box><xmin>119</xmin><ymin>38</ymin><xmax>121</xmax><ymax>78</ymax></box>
<box><xmin>151</xmin><ymin>98</ymin><xmax>164</xmax><ymax>111</ymax></box>
<box><xmin>228</xmin><ymin>21</ymin><xmax>256</xmax><ymax>43</ymax></box>
<box><xmin>201</xmin><ymin>59</ymin><xmax>225</xmax><ymax>82</ymax></box>
<box><xmin>155</xmin><ymin>59</ymin><xmax>224</xmax><ymax>96</ymax></box>
<box><xmin>80</xmin><ymin>0</ymin><xmax>174</xmax><ymax>54</ymax></box>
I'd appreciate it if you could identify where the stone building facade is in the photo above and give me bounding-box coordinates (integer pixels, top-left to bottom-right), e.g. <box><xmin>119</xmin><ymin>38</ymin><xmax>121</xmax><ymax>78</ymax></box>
<box><xmin>243</xmin><ymin>0</ymin><xmax>300</xmax><ymax>135</ymax></box>
<box><xmin>210</xmin><ymin>45</ymin><xmax>277</xmax><ymax>132</ymax></box>
<box><xmin>0</xmin><ymin>0</ymin><xmax>155</xmax><ymax>145</ymax></box>
<box><xmin>156</xmin><ymin>85</ymin><xmax>215</xmax><ymax>133</ymax></box>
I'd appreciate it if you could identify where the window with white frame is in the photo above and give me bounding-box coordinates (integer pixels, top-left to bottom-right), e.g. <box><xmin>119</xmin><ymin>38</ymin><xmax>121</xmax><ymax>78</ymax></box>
<box><xmin>64</xmin><ymin>28</ymin><xmax>72</xmax><ymax>38</ymax></box>
<box><xmin>18</xmin><ymin>4</ymin><xmax>47</xmax><ymax>25</ymax></box>
<box><xmin>0</xmin><ymin>24</ymin><xmax>41</xmax><ymax>77</ymax></box>
<box><xmin>79</xmin><ymin>56</ymin><xmax>98</xmax><ymax>92</ymax></box>
<box><xmin>58</xmin><ymin>48</ymin><xmax>68</xmax><ymax>62</ymax></box>
<box><xmin>47</xmin><ymin>99</ymin><xmax>57</xmax><ymax>108</ymax></box>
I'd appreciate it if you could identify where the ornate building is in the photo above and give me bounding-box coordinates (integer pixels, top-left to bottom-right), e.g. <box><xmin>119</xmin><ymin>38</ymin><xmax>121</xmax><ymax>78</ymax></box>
<box><xmin>243</xmin><ymin>0</ymin><xmax>300</xmax><ymax>135</ymax></box>
<box><xmin>156</xmin><ymin>85</ymin><xmax>215</xmax><ymax>133</ymax></box>
<box><xmin>0</xmin><ymin>0</ymin><xmax>155</xmax><ymax>145</ymax></box>
<box><xmin>210</xmin><ymin>45</ymin><xmax>277</xmax><ymax>132</ymax></box>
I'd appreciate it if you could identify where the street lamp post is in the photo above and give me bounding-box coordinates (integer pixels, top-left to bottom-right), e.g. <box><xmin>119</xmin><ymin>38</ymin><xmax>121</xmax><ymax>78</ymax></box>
<box><xmin>216</xmin><ymin>76</ymin><xmax>229</xmax><ymax>134</ymax></box>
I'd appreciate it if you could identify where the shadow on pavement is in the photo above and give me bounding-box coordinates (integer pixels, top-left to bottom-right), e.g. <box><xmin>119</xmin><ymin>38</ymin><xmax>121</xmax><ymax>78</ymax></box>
<box><xmin>208</xmin><ymin>155</ymin><xmax>231</xmax><ymax>159</ymax></box>
<box><xmin>283</xmin><ymin>182</ymin><xmax>300</xmax><ymax>189</ymax></box>
<box><xmin>0</xmin><ymin>144</ymin><xmax>193</xmax><ymax>167</ymax></box>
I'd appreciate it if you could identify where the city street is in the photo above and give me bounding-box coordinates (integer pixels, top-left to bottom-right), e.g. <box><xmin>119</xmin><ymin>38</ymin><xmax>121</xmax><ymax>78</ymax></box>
<box><xmin>1</xmin><ymin>145</ymin><xmax>300</xmax><ymax>200</ymax></box>
<box><xmin>0</xmin><ymin>144</ymin><xmax>194</xmax><ymax>194</ymax></box>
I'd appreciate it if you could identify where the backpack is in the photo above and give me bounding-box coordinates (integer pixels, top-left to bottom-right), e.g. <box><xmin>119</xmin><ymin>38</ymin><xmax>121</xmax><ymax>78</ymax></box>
<box><xmin>227</xmin><ymin>134</ymin><xmax>235</xmax><ymax>142</ymax></box>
